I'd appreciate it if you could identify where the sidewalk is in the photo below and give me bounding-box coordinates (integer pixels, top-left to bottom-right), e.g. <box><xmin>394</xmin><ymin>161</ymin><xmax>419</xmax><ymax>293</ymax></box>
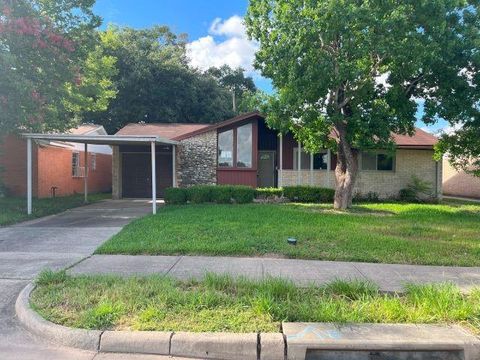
<box><xmin>68</xmin><ymin>255</ymin><xmax>480</xmax><ymax>293</ymax></box>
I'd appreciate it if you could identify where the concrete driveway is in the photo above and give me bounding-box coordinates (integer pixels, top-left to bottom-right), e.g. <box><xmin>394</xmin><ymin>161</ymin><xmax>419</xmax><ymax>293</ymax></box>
<box><xmin>0</xmin><ymin>200</ymin><xmax>151</xmax><ymax>360</ymax></box>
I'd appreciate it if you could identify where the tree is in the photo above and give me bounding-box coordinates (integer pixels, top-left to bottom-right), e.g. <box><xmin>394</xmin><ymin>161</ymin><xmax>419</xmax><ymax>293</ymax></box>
<box><xmin>246</xmin><ymin>0</ymin><xmax>480</xmax><ymax>209</ymax></box>
<box><xmin>206</xmin><ymin>65</ymin><xmax>256</xmax><ymax>112</ymax></box>
<box><xmin>0</xmin><ymin>0</ymin><xmax>117</xmax><ymax>133</ymax></box>
<box><xmin>86</xmin><ymin>26</ymin><xmax>235</xmax><ymax>133</ymax></box>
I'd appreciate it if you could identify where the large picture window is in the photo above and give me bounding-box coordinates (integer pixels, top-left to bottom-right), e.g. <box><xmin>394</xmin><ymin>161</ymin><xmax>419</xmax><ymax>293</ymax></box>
<box><xmin>236</xmin><ymin>123</ymin><xmax>252</xmax><ymax>167</ymax></box>
<box><xmin>293</xmin><ymin>148</ymin><xmax>329</xmax><ymax>170</ymax></box>
<box><xmin>218</xmin><ymin>123</ymin><xmax>253</xmax><ymax>169</ymax></box>
<box><xmin>361</xmin><ymin>151</ymin><xmax>395</xmax><ymax>171</ymax></box>
<box><xmin>218</xmin><ymin>130</ymin><xmax>234</xmax><ymax>167</ymax></box>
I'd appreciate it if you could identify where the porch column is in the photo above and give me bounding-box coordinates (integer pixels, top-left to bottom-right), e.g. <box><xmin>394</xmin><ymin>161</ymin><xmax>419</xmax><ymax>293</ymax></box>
<box><xmin>27</xmin><ymin>138</ymin><xmax>32</xmax><ymax>215</ymax></box>
<box><xmin>172</xmin><ymin>145</ymin><xmax>177</xmax><ymax>187</ymax></box>
<box><xmin>310</xmin><ymin>153</ymin><xmax>314</xmax><ymax>186</ymax></box>
<box><xmin>84</xmin><ymin>143</ymin><xmax>88</xmax><ymax>203</ymax></box>
<box><xmin>151</xmin><ymin>141</ymin><xmax>157</xmax><ymax>214</ymax></box>
<box><xmin>297</xmin><ymin>141</ymin><xmax>301</xmax><ymax>185</ymax></box>
<box><xmin>278</xmin><ymin>134</ymin><xmax>283</xmax><ymax>188</ymax></box>
<box><xmin>326</xmin><ymin>149</ymin><xmax>331</xmax><ymax>188</ymax></box>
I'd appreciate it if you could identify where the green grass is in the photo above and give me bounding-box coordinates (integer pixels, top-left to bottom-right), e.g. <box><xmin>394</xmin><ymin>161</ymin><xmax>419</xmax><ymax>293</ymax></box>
<box><xmin>31</xmin><ymin>271</ymin><xmax>480</xmax><ymax>333</ymax></box>
<box><xmin>0</xmin><ymin>193</ymin><xmax>111</xmax><ymax>226</ymax></box>
<box><xmin>96</xmin><ymin>200</ymin><xmax>480</xmax><ymax>266</ymax></box>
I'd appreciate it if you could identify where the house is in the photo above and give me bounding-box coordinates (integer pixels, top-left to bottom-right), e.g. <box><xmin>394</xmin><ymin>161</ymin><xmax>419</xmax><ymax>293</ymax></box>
<box><xmin>0</xmin><ymin>124</ymin><xmax>112</xmax><ymax>198</ymax></box>
<box><xmin>112</xmin><ymin>112</ymin><xmax>442</xmax><ymax>199</ymax></box>
<box><xmin>443</xmin><ymin>157</ymin><xmax>480</xmax><ymax>199</ymax></box>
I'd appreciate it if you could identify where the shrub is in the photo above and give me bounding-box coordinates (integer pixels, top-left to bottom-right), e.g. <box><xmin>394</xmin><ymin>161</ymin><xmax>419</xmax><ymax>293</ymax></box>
<box><xmin>164</xmin><ymin>185</ymin><xmax>255</xmax><ymax>205</ymax></box>
<box><xmin>283</xmin><ymin>186</ymin><xmax>335</xmax><ymax>203</ymax></box>
<box><xmin>164</xmin><ymin>187</ymin><xmax>188</xmax><ymax>205</ymax></box>
<box><xmin>255</xmin><ymin>187</ymin><xmax>283</xmax><ymax>199</ymax></box>
<box><xmin>187</xmin><ymin>185</ymin><xmax>213</xmax><ymax>203</ymax></box>
<box><xmin>399</xmin><ymin>175</ymin><xmax>433</xmax><ymax>202</ymax></box>
<box><xmin>211</xmin><ymin>185</ymin><xmax>233</xmax><ymax>203</ymax></box>
<box><xmin>353</xmin><ymin>191</ymin><xmax>380</xmax><ymax>203</ymax></box>
<box><xmin>231</xmin><ymin>186</ymin><xmax>255</xmax><ymax>204</ymax></box>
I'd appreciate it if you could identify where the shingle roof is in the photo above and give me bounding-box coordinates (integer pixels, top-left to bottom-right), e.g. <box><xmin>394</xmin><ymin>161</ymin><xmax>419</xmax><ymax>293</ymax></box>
<box><xmin>69</xmin><ymin>124</ymin><xmax>101</xmax><ymax>135</ymax></box>
<box><xmin>115</xmin><ymin>113</ymin><xmax>438</xmax><ymax>148</ymax></box>
<box><xmin>116</xmin><ymin>123</ymin><xmax>211</xmax><ymax>140</ymax></box>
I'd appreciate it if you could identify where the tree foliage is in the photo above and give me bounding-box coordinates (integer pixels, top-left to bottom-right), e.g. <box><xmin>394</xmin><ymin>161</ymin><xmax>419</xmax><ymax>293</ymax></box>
<box><xmin>85</xmin><ymin>26</ymin><xmax>237</xmax><ymax>133</ymax></box>
<box><xmin>0</xmin><ymin>0</ymin><xmax>117</xmax><ymax>133</ymax></box>
<box><xmin>246</xmin><ymin>0</ymin><xmax>480</xmax><ymax>208</ymax></box>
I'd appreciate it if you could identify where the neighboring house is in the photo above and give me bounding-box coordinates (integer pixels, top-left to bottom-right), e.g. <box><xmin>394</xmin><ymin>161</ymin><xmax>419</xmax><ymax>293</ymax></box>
<box><xmin>113</xmin><ymin>112</ymin><xmax>441</xmax><ymax>199</ymax></box>
<box><xmin>0</xmin><ymin>124</ymin><xmax>112</xmax><ymax>198</ymax></box>
<box><xmin>443</xmin><ymin>157</ymin><xmax>480</xmax><ymax>199</ymax></box>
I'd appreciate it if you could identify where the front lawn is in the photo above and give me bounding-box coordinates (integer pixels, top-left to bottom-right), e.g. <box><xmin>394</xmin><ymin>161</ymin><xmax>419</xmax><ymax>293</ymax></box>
<box><xmin>0</xmin><ymin>193</ymin><xmax>111</xmax><ymax>226</ymax></box>
<box><xmin>96</xmin><ymin>201</ymin><xmax>480</xmax><ymax>266</ymax></box>
<box><xmin>31</xmin><ymin>271</ymin><xmax>480</xmax><ymax>333</ymax></box>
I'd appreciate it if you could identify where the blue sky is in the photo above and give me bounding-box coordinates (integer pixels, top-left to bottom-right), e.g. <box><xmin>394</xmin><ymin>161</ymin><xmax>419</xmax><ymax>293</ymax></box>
<box><xmin>93</xmin><ymin>0</ymin><xmax>446</xmax><ymax>132</ymax></box>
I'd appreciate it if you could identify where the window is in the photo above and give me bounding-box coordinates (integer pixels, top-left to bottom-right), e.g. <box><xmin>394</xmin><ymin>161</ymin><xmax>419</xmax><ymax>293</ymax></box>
<box><xmin>91</xmin><ymin>153</ymin><xmax>97</xmax><ymax>171</ymax></box>
<box><xmin>361</xmin><ymin>152</ymin><xmax>395</xmax><ymax>171</ymax></box>
<box><xmin>236</xmin><ymin>123</ymin><xmax>252</xmax><ymax>167</ymax></box>
<box><xmin>218</xmin><ymin>130</ymin><xmax>233</xmax><ymax>167</ymax></box>
<box><xmin>72</xmin><ymin>152</ymin><xmax>80</xmax><ymax>176</ymax></box>
<box><xmin>218</xmin><ymin>123</ymin><xmax>254</xmax><ymax>169</ymax></box>
<box><xmin>294</xmin><ymin>148</ymin><xmax>329</xmax><ymax>170</ymax></box>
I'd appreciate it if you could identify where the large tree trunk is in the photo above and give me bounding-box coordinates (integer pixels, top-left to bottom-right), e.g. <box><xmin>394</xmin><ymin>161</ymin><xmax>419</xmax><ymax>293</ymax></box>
<box><xmin>333</xmin><ymin>125</ymin><xmax>358</xmax><ymax>210</ymax></box>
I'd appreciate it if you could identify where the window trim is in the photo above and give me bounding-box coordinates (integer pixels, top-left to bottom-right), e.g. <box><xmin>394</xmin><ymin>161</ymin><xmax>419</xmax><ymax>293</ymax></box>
<box><xmin>72</xmin><ymin>152</ymin><xmax>80</xmax><ymax>177</ymax></box>
<box><xmin>360</xmin><ymin>151</ymin><xmax>396</xmax><ymax>172</ymax></box>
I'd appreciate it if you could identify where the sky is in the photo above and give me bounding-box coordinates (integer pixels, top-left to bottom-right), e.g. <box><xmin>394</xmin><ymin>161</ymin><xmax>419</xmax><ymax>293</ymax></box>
<box><xmin>93</xmin><ymin>0</ymin><xmax>447</xmax><ymax>133</ymax></box>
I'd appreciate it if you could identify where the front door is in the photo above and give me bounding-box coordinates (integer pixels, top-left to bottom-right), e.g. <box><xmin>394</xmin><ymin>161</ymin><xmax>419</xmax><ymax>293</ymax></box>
<box><xmin>258</xmin><ymin>151</ymin><xmax>276</xmax><ymax>188</ymax></box>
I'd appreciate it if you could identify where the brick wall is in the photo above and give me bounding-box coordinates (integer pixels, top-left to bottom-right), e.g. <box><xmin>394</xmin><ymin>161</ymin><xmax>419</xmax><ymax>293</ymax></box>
<box><xmin>37</xmin><ymin>146</ymin><xmax>112</xmax><ymax>198</ymax></box>
<box><xmin>0</xmin><ymin>134</ymin><xmax>111</xmax><ymax>198</ymax></box>
<box><xmin>281</xmin><ymin>149</ymin><xmax>441</xmax><ymax>198</ymax></box>
<box><xmin>0</xmin><ymin>134</ymin><xmax>38</xmax><ymax>197</ymax></box>
<box><xmin>443</xmin><ymin>158</ymin><xmax>480</xmax><ymax>199</ymax></box>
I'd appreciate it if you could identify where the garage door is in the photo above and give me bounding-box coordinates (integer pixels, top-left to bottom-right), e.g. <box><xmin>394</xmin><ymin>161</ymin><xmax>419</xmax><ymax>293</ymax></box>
<box><xmin>122</xmin><ymin>152</ymin><xmax>172</xmax><ymax>198</ymax></box>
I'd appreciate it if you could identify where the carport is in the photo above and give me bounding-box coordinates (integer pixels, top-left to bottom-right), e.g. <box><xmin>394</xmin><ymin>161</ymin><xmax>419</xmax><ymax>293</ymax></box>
<box><xmin>22</xmin><ymin>133</ymin><xmax>178</xmax><ymax>215</ymax></box>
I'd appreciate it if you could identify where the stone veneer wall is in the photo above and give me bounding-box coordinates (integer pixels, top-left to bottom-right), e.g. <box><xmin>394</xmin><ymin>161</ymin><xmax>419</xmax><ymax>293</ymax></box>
<box><xmin>176</xmin><ymin>130</ymin><xmax>217</xmax><ymax>187</ymax></box>
<box><xmin>281</xmin><ymin>149</ymin><xmax>442</xmax><ymax>199</ymax></box>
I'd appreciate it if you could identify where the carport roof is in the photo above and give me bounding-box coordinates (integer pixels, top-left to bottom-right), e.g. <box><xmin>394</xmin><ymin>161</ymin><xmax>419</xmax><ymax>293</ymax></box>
<box><xmin>22</xmin><ymin>133</ymin><xmax>178</xmax><ymax>145</ymax></box>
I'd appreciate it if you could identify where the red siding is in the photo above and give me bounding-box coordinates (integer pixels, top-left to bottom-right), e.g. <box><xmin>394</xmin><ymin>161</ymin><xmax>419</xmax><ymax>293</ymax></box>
<box><xmin>282</xmin><ymin>133</ymin><xmax>295</xmax><ymax>170</ymax></box>
<box><xmin>216</xmin><ymin>118</ymin><xmax>259</xmax><ymax>188</ymax></box>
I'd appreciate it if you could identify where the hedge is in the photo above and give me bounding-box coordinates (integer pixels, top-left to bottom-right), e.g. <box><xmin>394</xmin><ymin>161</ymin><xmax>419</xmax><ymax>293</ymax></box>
<box><xmin>255</xmin><ymin>187</ymin><xmax>283</xmax><ymax>198</ymax></box>
<box><xmin>164</xmin><ymin>185</ymin><xmax>255</xmax><ymax>205</ymax></box>
<box><xmin>283</xmin><ymin>186</ymin><xmax>335</xmax><ymax>203</ymax></box>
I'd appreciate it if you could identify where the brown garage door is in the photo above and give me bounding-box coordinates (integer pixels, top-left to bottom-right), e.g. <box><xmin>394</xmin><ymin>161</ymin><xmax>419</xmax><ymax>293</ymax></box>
<box><xmin>122</xmin><ymin>152</ymin><xmax>172</xmax><ymax>198</ymax></box>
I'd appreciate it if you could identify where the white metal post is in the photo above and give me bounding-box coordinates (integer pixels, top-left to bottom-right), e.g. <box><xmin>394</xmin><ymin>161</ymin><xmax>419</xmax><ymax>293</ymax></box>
<box><xmin>278</xmin><ymin>134</ymin><xmax>283</xmax><ymax>188</ymax></box>
<box><xmin>297</xmin><ymin>141</ymin><xmax>301</xmax><ymax>185</ymax></box>
<box><xmin>151</xmin><ymin>141</ymin><xmax>157</xmax><ymax>214</ymax></box>
<box><xmin>172</xmin><ymin>145</ymin><xmax>177</xmax><ymax>187</ymax></box>
<box><xmin>310</xmin><ymin>153</ymin><xmax>314</xmax><ymax>186</ymax></box>
<box><xmin>27</xmin><ymin>138</ymin><xmax>32</xmax><ymax>215</ymax></box>
<box><xmin>84</xmin><ymin>143</ymin><xmax>88</xmax><ymax>203</ymax></box>
<box><xmin>326</xmin><ymin>149</ymin><xmax>331</xmax><ymax>188</ymax></box>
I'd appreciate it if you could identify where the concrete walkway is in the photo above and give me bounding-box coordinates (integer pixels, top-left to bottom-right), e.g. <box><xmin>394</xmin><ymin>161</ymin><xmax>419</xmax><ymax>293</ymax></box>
<box><xmin>69</xmin><ymin>254</ymin><xmax>480</xmax><ymax>293</ymax></box>
<box><xmin>0</xmin><ymin>200</ymin><xmax>152</xmax><ymax>360</ymax></box>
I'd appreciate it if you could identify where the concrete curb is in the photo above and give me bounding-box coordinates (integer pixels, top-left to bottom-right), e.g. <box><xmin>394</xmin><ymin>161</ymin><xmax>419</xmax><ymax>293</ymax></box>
<box><xmin>15</xmin><ymin>283</ymin><xmax>102</xmax><ymax>351</ymax></box>
<box><xmin>15</xmin><ymin>283</ymin><xmax>286</xmax><ymax>359</ymax></box>
<box><xmin>16</xmin><ymin>283</ymin><xmax>480</xmax><ymax>360</ymax></box>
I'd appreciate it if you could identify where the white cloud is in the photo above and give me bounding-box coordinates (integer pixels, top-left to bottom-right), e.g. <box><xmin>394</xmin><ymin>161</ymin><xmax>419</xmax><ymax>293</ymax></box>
<box><xmin>187</xmin><ymin>15</ymin><xmax>258</xmax><ymax>74</ymax></box>
<box><xmin>209</xmin><ymin>15</ymin><xmax>246</xmax><ymax>37</ymax></box>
